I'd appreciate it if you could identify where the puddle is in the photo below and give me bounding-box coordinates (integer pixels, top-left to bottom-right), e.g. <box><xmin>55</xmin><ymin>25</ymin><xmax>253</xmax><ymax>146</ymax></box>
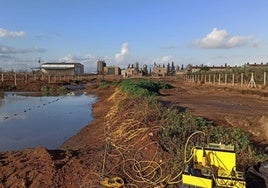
<box><xmin>0</xmin><ymin>92</ymin><xmax>97</xmax><ymax>152</ymax></box>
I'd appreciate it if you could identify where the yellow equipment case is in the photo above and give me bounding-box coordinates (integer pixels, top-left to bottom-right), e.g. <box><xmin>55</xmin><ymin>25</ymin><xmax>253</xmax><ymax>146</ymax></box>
<box><xmin>182</xmin><ymin>143</ymin><xmax>246</xmax><ymax>188</ymax></box>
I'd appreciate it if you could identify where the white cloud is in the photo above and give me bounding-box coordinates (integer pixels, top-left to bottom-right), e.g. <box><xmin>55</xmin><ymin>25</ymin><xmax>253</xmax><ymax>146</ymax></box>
<box><xmin>58</xmin><ymin>54</ymin><xmax>97</xmax><ymax>72</ymax></box>
<box><xmin>0</xmin><ymin>45</ymin><xmax>26</xmax><ymax>54</ymax></box>
<box><xmin>153</xmin><ymin>55</ymin><xmax>173</xmax><ymax>65</ymax></box>
<box><xmin>0</xmin><ymin>44</ymin><xmax>46</xmax><ymax>54</ymax></box>
<box><xmin>0</xmin><ymin>28</ymin><xmax>25</xmax><ymax>38</ymax></box>
<box><xmin>115</xmin><ymin>42</ymin><xmax>129</xmax><ymax>62</ymax></box>
<box><xmin>160</xmin><ymin>55</ymin><xmax>173</xmax><ymax>63</ymax></box>
<box><xmin>59</xmin><ymin>54</ymin><xmax>74</xmax><ymax>62</ymax></box>
<box><xmin>196</xmin><ymin>28</ymin><xmax>253</xmax><ymax>49</ymax></box>
<box><xmin>0</xmin><ymin>55</ymin><xmax>38</xmax><ymax>71</ymax></box>
<box><xmin>59</xmin><ymin>54</ymin><xmax>95</xmax><ymax>63</ymax></box>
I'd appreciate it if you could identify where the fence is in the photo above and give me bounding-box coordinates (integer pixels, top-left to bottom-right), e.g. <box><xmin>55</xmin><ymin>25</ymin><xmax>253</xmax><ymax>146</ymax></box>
<box><xmin>1</xmin><ymin>71</ymin><xmax>267</xmax><ymax>89</ymax></box>
<box><xmin>0</xmin><ymin>72</ymin><xmax>98</xmax><ymax>86</ymax></box>
<box><xmin>184</xmin><ymin>72</ymin><xmax>267</xmax><ymax>88</ymax></box>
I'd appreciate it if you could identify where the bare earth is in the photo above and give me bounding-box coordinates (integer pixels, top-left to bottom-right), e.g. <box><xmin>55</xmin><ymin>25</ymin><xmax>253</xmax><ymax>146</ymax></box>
<box><xmin>160</xmin><ymin>81</ymin><xmax>268</xmax><ymax>145</ymax></box>
<box><xmin>0</xmin><ymin>80</ymin><xmax>268</xmax><ymax>187</ymax></box>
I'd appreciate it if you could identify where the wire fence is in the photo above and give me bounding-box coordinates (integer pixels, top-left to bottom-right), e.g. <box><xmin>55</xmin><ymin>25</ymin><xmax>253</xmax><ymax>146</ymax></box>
<box><xmin>184</xmin><ymin>71</ymin><xmax>267</xmax><ymax>88</ymax></box>
<box><xmin>0</xmin><ymin>72</ymin><xmax>99</xmax><ymax>86</ymax></box>
<box><xmin>1</xmin><ymin>70</ymin><xmax>267</xmax><ymax>90</ymax></box>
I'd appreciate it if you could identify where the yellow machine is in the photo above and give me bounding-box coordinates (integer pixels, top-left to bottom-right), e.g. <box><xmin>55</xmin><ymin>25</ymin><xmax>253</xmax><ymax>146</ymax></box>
<box><xmin>182</xmin><ymin>143</ymin><xmax>246</xmax><ymax>188</ymax></box>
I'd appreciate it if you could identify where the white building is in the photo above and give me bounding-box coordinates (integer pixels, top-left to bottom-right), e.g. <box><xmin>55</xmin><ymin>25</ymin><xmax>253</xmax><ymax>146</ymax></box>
<box><xmin>41</xmin><ymin>62</ymin><xmax>84</xmax><ymax>75</ymax></box>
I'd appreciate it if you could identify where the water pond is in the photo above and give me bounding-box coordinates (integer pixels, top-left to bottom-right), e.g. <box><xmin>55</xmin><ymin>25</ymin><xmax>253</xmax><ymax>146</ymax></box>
<box><xmin>0</xmin><ymin>92</ymin><xmax>97</xmax><ymax>152</ymax></box>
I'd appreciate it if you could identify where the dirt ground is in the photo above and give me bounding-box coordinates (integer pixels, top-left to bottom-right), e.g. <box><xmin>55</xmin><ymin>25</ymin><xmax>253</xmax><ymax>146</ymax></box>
<box><xmin>0</xmin><ymin>79</ymin><xmax>268</xmax><ymax>187</ymax></box>
<box><xmin>160</xmin><ymin>81</ymin><xmax>268</xmax><ymax>145</ymax></box>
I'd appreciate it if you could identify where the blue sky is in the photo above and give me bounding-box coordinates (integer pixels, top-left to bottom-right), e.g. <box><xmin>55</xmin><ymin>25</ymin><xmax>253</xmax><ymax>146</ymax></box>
<box><xmin>0</xmin><ymin>0</ymin><xmax>268</xmax><ymax>72</ymax></box>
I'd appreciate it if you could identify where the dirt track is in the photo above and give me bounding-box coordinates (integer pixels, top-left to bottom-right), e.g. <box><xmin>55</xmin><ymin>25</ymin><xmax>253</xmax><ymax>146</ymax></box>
<box><xmin>159</xmin><ymin>82</ymin><xmax>268</xmax><ymax>145</ymax></box>
<box><xmin>0</xmin><ymin>80</ymin><xmax>268</xmax><ymax>187</ymax></box>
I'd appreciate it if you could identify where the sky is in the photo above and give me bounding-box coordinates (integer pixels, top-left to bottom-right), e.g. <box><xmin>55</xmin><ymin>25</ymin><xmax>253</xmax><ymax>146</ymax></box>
<box><xmin>1</xmin><ymin>0</ymin><xmax>268</xmax><ymax>72</ymax></box>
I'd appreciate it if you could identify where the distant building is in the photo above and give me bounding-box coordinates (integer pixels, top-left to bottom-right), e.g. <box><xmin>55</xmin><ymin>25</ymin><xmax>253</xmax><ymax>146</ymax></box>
<box><xmin>122</xmin><ymin>63</ymin><xmax>148</xmax><ymax>78</ymax></box>
<box><xmin>246</xmin><ymin>62</ymin><xmax>268</xmax><ymax>68</ymax></box>
<box><xmin>41</xmin><ymin>62</ymin><xmax>84</xmax><ymax>75</ymax></box>
<box><xmin>96</xmin><ymin>60</ymin><xmax>121</xmax><ymax>75</ymax></box>
<box><xmin>97</xmin><ymin>60</ymin><xmax>106</xmax><ymax>74</ymax></box>
<box><xmin>187</xmin><ymin>64</ymin><xmax>231</xmax><ymax>73</ymax></box>
<box><xmin>152</xmin><ymin>66</ymin><xmax>168</xmax><ymax>76</ymax></box>
<box><xmin>103</xmin><ymin>66</ymin><xmax>121</xmax><ymax>75</ymax></box>
<box><xmin>123</xmin><ymin>67</ymin><xmax>137</xmax><ymax>77</ymax></box>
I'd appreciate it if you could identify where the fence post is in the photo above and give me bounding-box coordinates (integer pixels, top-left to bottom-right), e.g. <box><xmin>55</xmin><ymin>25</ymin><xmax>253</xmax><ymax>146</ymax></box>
<box><xmin>241</xmin><ymin>73</ymin><xmax>244</xmax><ymax>87</ymax></box>
<box><xmin>204</xmin><ymin>74</ymin><xmax>206</xmax><ymax>83</ymax></box>
<box><xmin>225</xmin><ymin>74</ymin><xmax>227</xmax><ymax>85</ymax></box>
<box><xmin>1</xmin><ymin>73</ymin><xmax>3</xmax><ymax>82</ymax></box>
<box><xmin>208</xmin><ymin>74</ymin><xmax>211</xmax><ymax>84</ymax></box>
<box><xmin>248</xmin><ymin>72</ymin><xmax>256</xmax><ymax>88</ymax></box>
<box><xmin>213</xmin><ymin>74</ymin><xmax>216</xmax><ymax>84</ymax></box>
<box><xmin>25</xmin><ymin>73</ymin><xmax>27</xmax><ymax>82</ymax></box>
<box><xmin>218</xmin><ymin>74</ymin><xmax>221</xmax><ymax>85</ymax></box>
<box><xmin>232</xmin><ymin>73</ymin><xmax>235</xmax><ymax>86</ymax></box>
<box><xmin>14</xmin><ymin>73</ymin><xmax>17</xmax><ymax>86</ymax></box>
<box><xmin>48</xmin><ymin>75</ymin><xmax>51</xmax><ymax>83</ymax></box>
<box><xmin>264</xmin><ymin>72</ymin><xmax>267</xmax><ymax>86</ymax></box>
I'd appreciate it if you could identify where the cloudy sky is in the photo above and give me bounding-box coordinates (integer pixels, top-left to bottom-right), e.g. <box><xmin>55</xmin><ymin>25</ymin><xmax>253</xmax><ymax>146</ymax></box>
<box><xmin>0</xmin><ymin>0</ymin><xmax>268</xmax><ymax>72</ymax></box>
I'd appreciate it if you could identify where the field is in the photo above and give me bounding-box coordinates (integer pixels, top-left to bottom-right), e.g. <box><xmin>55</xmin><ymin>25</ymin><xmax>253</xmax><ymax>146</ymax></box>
<box><xmin>160</xmin><ymin>80</ymin><xmax>268</xmax><ymax>145</ymax></box>
<box><xmin>0</xmin><ymin>78</ymin><xmax>267</xmax><ymax>187</ymax></box>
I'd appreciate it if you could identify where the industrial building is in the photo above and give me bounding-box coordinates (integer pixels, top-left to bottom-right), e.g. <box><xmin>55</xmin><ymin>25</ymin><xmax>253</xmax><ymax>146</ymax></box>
<box><xmin>41</xmin><ymin>62</ymin><xmax>84</xmax><ymax>75</ymax></box>
<box><xmin>97</xmin><ymin>60</ymin><xmax>121</xmax><ymax>75</ymax></box>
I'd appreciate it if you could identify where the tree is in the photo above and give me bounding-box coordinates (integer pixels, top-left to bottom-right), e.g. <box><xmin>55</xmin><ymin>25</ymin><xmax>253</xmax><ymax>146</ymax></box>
<box><xmin>199</xmin><ymin>65</ymin><xmax>210</xmax><ymax>72</ymax></box>
<box><xmin>171</xmin><ymin>61</ymin><xmax>176</xmax><ymax>75</ymax></box>
<box><xmin>135</xmin><ymin>62</ymin><xmax>139</xmax><ymax>72</ymax></box>
<box><xmin>142</xmin><ymin>65</ymin><xmax>148</xmax><ymax>76</ymax></box>
<box><xmin>186</xmin><ymin>64</ymin><xmax>192</xmax><ymax>72</ymax></box>
<box><xmin>167</xmin><ymin>63</ymin><xmax>170</xmax><ymax>75</ymax></box>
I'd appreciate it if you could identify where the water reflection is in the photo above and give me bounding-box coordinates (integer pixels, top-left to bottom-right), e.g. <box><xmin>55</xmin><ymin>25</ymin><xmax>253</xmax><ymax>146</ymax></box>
<box><xmin>0</xmin><ymin>92</ymin><xmax>97</xmax><ymax>151</ymax></box>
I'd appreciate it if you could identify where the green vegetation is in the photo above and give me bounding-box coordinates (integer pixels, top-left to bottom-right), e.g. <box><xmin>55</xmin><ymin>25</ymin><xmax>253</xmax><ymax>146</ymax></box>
<box><xmin>159</xmin><ymin>108</ymin><xmax>251</xmax><ymax>152</ymax></box>
<box><xmin>120</xmin><ymin>79</ymin><xmax>172</xmax><ymax>98</ymax></box>
<box><xmin>40</xmin><ymin>85</ymin><xmax>67</xmax><ymax>95</ymax></box>
<box><xmin>117</xmin><ymin>78</ymin><xmax>267</xmax><ymax>170</ymax></box>
<box><xmin>99</xmin><ymin>80</ymin><xmax>109</xmax><ymax>88</ymax></box>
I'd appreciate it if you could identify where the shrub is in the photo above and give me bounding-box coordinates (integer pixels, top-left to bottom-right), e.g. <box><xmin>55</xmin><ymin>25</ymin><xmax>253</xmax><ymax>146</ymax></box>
<box><xmin>120</xmin><ymin>79</ymin><xmax>172</xmax><ymax>98</ymax></box>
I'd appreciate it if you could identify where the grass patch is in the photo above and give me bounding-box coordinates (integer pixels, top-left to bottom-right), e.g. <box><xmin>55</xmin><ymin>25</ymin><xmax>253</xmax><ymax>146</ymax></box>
<box><xmin>120</xmin><ymin>79</ymin><xmax>172</xmax><ymax>98</ymax></box>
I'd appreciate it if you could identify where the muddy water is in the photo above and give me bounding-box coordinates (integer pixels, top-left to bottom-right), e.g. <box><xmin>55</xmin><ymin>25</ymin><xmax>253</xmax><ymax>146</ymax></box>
<box><xmin>0</xmin><ymin>92</ymin><xmax>97</xmax><ymax>152</ymax></box>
